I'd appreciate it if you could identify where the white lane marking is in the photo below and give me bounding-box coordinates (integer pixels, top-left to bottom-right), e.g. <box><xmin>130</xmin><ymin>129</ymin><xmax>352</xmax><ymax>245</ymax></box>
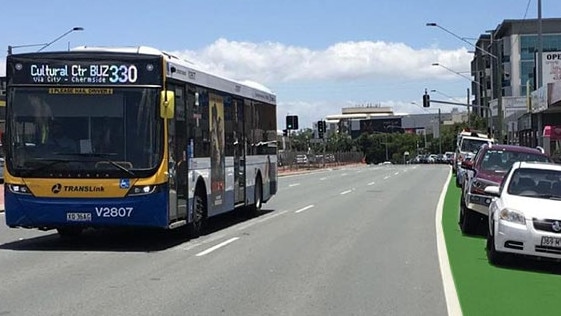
<box><xmin>340</xmin><ymin>189</ymin><xmax>352</xmax><ymax>195</ymax></box>
<box><xmin>196</xmin><ymin>237</ymin><xmax>240</xmax><ymax>257</ymax></box>
<box><xmin>394</xmin><ymin>172</ymin><xmax>399</xmax><ymax>175</ymax></box>
<box><xmin>368</xmin><ymin>182</ymin><xmax>375</xmax><ymax>186</ymax></box>
<box><xmin>295</xmin><ymin>205</ymin><xmax>314</xmax><ymax>214</ymax></box>
<box><xmin>236</xmin><ymin>210</ymin><xmax>288</xmax><ymax>231</ymax></box>
<box><xmin>383</xmin><ymin>176</ymin><xmax>390</xmax><ymax>180</ymax></box>
<box><xmin>341</xmin><ymin>173</ymin><xmax>348</xmax><ymax>176</ymax></box>
<box><xmin>175</xmin><ymin>233</ymin><xmax>227</xmax><ymax>251</ymax></box>
<box><xmin>288</xmin><ymin>183</ymin><xmax>301</xmax><ymax>187</ymax></box>
<box><xmin>320</xmin><ymin>177</ymin><xmax>327</xmax><ymax>181</ymax></box>
<box><xmin>435</xmin><ymin>171</ymin><xmax>462</xmax><ymax>316</ymax></box>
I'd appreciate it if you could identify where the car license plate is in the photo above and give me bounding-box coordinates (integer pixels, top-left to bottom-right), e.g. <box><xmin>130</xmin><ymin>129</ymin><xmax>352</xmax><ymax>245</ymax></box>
<box><xmin>66</xmin><ymin>212</ymin><xmax>92</xmax><ymax>222</ymax></box>
<box><xmin>541</xmin><ymin>236</ymin><xmax>561</xmax><ymax>247</ymax></box>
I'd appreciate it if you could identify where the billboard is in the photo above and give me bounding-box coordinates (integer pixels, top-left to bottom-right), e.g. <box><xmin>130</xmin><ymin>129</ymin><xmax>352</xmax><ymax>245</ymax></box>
<box><xmin>359</xmin><ymin>118</ymin><xmax>402</xmax><ymax>134</ymax></box>
<box><xmin>539</xmin><ymin>51</ymin><xmax>561</xmax><ymax>85</ymax></box>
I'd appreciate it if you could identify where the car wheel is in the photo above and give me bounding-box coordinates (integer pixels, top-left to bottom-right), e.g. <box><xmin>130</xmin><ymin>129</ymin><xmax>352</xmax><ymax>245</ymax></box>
<box><xmin>460</xmin><ymin>205</ymin><xmax>479</xmax><ymax>235</ymax></box>
<box><xmin>486</xmin><ymin>229</ymin><xmax>506</xmax><ymax>265</ymax></box>
<box><xmin>459</xmin><ymin>192</ymin><xmax>466</xmax><ymax>225</ymax></box>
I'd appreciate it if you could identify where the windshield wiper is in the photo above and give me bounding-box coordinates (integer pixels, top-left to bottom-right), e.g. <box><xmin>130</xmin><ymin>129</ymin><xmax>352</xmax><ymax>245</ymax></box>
<box><xmin>21</xmin><ymin>158</ymin><xmax>75</xmax><ymax>176</ymax></box>
<box><xmin>95</xmin><ymin>160</ymin><xmax>135</xmax><ymax>177</ymax></box>
<box><xmin>29</xmin><ymin>153</ymin><xmax>136</xmax><ymax>177</ymax></box>
<box><xmin>55</xmin><ymin>153</ymin><xmax>135</xmax><ymax>176</ymax></box>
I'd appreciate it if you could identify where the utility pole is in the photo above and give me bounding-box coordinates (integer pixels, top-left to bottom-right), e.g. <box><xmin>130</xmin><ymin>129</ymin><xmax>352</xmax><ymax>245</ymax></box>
<box><xmin>537</xmin><ymin>0</ymin><xmax>543</xmax><ymax>89</ymax></box>
<box><xmin>489</xmin><ymin>30</ymin><xmax>504</xmax><ymax>143</ymax></box>
<box><xmin>438</xmin><ymin>108</ymin><xmax>442</xmax><ymax>154</ymax></box>
<box><xmin>466</xmin><ymin>88</ymin><xmax>470</xmax><ymax>126</ymax></box>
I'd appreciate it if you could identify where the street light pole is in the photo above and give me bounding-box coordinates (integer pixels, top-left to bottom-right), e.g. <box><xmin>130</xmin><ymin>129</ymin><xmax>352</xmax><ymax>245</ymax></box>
<box><xmin>38</xmin><ymin>27</ymin><xmax>84</xmax><ymax>52</ymax></box>
<box><xmin>385</xmin><ymin>133</ymin><xmax>389</xmax><ymax>161</ymax></box>
<box><xmin>438</xmin><ymin>108</ymin><xmax>442</xmax><ymax>154</ymax></box>
<box><xmin>537</xmin><ymin>0</ymin><xmax>543</xmax><ymax>89</ymax></box>
<box><xmin>426</xmin><ymin>23</ymin><xmax>498</xmax><ymax>59</ymax></box>
<box><xmin>427</xmin><ymin>22</ymin><xmax>501</xmax><ymax>139</ymax></box>
<box><xmin>7</xmin><ymin>26</ymin><xmax>84</xmax><ymax>55</ymax></box>
<box><xmin>486</xmin><ymin>30</ymin><xmax>504</xmax><ymax>143</ymax></box>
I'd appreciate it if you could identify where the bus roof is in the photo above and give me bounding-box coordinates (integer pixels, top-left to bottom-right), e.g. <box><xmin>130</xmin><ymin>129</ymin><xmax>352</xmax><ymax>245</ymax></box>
<box><xmin>71</xmin><ymin>46</ymin><xmax>276</xmax><ymax>104</ymax></box>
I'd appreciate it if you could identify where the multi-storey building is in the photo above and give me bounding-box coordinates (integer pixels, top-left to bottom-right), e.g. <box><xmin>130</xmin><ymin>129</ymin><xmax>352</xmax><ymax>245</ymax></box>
<box><xmin>471</xmin><ymin>18</ymin><xmax>561</xmax><ymax>146</ymax></box>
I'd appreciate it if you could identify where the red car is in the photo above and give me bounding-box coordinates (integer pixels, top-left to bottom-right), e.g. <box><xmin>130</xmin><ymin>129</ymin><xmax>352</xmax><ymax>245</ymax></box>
<box><xmin>459</xmin><ymin>144</ymin><xmax>551</xmax><ymax>235</ymax></box>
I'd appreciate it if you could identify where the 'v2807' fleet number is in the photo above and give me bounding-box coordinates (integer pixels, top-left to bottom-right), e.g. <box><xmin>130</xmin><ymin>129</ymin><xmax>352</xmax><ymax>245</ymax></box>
<box><xmin>95</xmin><ymin>207</ymin><xmax>134</xmax><ymax>218</ymax></box>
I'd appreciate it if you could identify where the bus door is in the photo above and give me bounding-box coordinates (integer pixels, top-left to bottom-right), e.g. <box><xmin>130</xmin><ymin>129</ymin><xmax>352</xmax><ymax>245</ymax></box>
<box><xmin>233</xmin><ymin>98</ymin><xmax>245</xmax><ymax>204</ymax></box>
<box><xmin>168</xmin><ymin>84</ymin><xmax>188</xmax><ymax>221</ymax></box>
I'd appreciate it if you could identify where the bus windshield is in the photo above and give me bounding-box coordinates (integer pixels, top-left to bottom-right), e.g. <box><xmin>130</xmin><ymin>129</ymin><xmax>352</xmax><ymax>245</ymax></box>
<box><xmin>7</xmin><ymin>87</ymin><xmax>163</xmax><ymax>178</ymax></box>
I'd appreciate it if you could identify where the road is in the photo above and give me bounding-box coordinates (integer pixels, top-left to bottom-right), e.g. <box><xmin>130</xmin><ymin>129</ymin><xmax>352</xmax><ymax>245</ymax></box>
<box><xmin>0</xmin><ymin>164</ymin><xmax>451</xmax><ymax>316</ymax></box>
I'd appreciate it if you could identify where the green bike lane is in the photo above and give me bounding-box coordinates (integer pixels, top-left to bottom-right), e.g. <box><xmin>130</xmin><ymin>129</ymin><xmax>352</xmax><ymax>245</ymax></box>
<box><xmin>443</xmin><ymin>175</ymin><xmax>561</xmax><ymax>316</ymax></box>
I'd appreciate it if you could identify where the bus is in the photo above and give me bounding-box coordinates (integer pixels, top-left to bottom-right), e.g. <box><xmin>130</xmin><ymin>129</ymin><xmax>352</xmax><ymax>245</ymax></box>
<box><xmin>4</xmin><ymin>46</ymin><xmax>278</xmax><ymax>237</ymax></box>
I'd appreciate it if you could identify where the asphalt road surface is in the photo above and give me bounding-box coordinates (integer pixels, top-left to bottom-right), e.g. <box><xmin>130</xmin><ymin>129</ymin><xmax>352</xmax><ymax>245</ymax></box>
<box><xmin>0</xmin><ymin>164</ymin><xmax>451</xmax><ymax>316</ymax></box>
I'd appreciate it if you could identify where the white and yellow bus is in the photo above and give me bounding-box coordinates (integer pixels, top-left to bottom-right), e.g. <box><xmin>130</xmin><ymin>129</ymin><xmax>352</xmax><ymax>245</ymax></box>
<box><xmin>4</xmin><ymin>46</ymin><xmax>277</xmax><ymax>237</ymax></box>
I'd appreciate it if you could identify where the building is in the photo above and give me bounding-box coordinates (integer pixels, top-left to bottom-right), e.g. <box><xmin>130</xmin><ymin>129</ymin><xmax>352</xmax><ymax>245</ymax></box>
<box><xmin>324</xmin><ymin>105</ymin><xmax>456</xmax><ymax>139</ymax></box>
<box><xmin>471</xmin><ymin>18</ymin><xmax>561</xmax><ymax>145</ymax></box>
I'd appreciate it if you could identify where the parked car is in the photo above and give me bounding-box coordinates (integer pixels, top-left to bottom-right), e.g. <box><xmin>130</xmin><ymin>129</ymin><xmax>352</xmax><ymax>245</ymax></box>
<box><xmin>295</xmin><ymin>154</ymin><xmax>308</xmax><ymax>164</ymax></box>
<box><xmin>455</xmin><ymin>152</ymin><xmax>475</xmax><ymax>188</ymax></box>
<box><xmin>454</xmin><ymin>134</ymin><xmax>494</xmax><ymax>175</ymax></box>
<box><xmin>485</xmin><ymin>161</ymin><xmax>561</xmax><ymax>265</ymax></box>
<box><xmin>444</xmin><ymin>151</ymin><xmax>455</xmax><ymax>165</ymax></box>
<box><xmin>459</xmin><ymin>144</ymin><xmax>551</xmax><ymax>235</ymax></box>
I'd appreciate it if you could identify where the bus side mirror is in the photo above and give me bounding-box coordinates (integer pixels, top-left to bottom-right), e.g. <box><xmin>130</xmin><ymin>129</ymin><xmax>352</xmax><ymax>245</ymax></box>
<box><xmin>160</xmin><ymin>91</ymin><xmax>175</xmax><ymax>119</ymax></box>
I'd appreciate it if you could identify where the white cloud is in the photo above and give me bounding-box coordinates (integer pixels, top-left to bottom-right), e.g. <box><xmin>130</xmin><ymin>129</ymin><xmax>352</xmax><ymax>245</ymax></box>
<box><xmin>171</xmin><ymin>38</ymin><xmax>472</xmax><ymax>84</ymax></box>
<box><xmin>169</xmin><ymin>39</ymin><xmax>474</xmax><ymax>129</ymax></box>
<box><xmin>0</xmin><ymin>62</ymin><xmax>4</xmax><ymax>77</ymax></box>
<box><xmin>0</xmin><ymin>39</ymin><xmax>473</xmax><ymax>129</ymax></box>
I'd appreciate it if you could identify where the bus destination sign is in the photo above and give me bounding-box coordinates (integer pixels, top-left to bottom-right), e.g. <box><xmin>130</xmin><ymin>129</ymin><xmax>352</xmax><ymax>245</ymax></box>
<box><xmin>9</xmin><ymin>57</ymin><xmax>162</xmax><ymax>86</ymax></box>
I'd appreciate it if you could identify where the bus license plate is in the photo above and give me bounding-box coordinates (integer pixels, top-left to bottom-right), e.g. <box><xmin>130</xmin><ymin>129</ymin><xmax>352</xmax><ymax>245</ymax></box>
<box><xmin>541</xmin><ymin>236</ymin><xmax>561</xmax><ymax>247</ymax></box>
<box><xmin>67</xmin><ymin>212</ymin><xmax>92</xmax><ymax>222</ymax></box>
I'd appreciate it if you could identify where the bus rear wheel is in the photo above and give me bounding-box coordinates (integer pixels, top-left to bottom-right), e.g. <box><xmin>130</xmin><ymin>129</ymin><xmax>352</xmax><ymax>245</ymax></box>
<box><xmin>188</xmin><ymin>192</ymin><xmax>205</xmax><ymax>238</ymax></box>
<box><xmin>248</xmin><ymin>176</ymin><xmax>263</xmax><ymax>217</ymax></box>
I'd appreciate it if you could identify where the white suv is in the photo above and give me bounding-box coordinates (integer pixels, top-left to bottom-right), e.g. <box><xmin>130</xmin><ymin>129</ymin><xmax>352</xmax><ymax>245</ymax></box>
<box><xmin>454</xmin><ymin>135</ymin><xmax>494</xmax><ymax>186</ymax></box>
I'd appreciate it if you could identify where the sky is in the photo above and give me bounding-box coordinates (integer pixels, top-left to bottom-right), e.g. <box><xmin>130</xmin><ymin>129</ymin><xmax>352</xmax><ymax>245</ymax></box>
<box><xmin>1</xmin><ymin>0</ymin><xmax>560</xmax><ymax>129</ymax></box>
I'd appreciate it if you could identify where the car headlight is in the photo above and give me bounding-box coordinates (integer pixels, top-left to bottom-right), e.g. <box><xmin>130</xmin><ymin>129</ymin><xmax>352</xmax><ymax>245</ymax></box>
<box><xmin>499</xmin><ymin>208</ymin><xmax>526</xmax><ymax>225</ymax></box>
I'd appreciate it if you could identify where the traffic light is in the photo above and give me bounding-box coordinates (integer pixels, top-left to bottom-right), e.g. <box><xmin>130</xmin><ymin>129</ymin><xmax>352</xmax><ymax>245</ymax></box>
<box><xmin>286</xmin><ymin>115</ymin><xmax>299</xmax><ymax>130</ymax></box>
<box><xmin>317</xmin><ymin>120</ymin><xmax>326</xmax><ymax>139</ymax></box>
<box><xmin>318</xmin><ymin>120</ymin><xmax>325</xmax><ymax>132</ymax></box>
<box><xmin>317</xmin><ymin>120</ymin><xmax>324</xmax><ymax>139</ymax></box>
<box><xmin>283</xmin><ymin>129</ymin><xmax>288</xmax><ymax>137</ymax></box>
<box><xmin>422</xmin><ymin>93</ymin><xmax>430</xmax><ymax>108</ymax></box>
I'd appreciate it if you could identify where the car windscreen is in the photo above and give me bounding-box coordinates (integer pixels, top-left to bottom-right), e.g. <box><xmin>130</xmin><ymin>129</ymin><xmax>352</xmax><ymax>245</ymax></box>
<box><xmin>460</xmin><ymin>138</ymin><xmax>489</xmax><ymax>153</ymax></box>
<box><xmin>507</xmin><ymin>168</ymin><xmax>561</xmax><ymax>197</ymax></box>
<box><xmin>481</xmin><ymin>150</ymin><xmax>549</xmax><ymax>173</ymax></box>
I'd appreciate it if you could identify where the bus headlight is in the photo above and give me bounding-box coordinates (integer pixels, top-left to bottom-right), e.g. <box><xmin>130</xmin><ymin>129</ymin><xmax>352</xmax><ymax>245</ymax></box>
<box><xmin>128</xmin><ymin>185</ymin><xmax>157</xmax><ymax>196</ymax></box>
<box><xmin>7</xmin><ymin>184</ymin><xmax>33</xmax><ymax>195</ymax></box>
